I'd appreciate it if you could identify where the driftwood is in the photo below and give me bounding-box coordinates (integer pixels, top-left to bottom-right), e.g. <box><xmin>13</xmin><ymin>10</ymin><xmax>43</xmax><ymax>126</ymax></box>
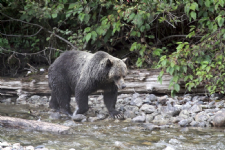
<box><xmin>0</xmin><ymin>69</ymin><xmax>206</xmax><ymax>96</ymax></box>
<box><xmin>0</xmin><ymin>115</ymin><xmax>70</xmax><ymax>133</ymax></box>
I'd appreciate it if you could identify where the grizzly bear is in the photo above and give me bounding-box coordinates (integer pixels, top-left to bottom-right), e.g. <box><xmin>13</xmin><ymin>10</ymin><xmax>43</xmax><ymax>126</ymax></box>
<box><xmin>48</xmin><ymin>50</ymin><xmax>127</xmax><ymax>119</ymax></box>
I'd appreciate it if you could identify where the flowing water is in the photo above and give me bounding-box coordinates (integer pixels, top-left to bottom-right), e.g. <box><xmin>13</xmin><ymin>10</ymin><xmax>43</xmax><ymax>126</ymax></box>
<box><xmin>1</xmin><ymin>103</ymin><xmax>225</xmax><ymax>150</ymax></box>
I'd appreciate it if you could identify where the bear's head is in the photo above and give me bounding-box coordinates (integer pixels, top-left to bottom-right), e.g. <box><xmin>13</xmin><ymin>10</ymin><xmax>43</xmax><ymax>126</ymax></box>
<box><xmin>106</xmin><ymin>58</ymin><xmax>128</xmax><ymax>89</ymax></box>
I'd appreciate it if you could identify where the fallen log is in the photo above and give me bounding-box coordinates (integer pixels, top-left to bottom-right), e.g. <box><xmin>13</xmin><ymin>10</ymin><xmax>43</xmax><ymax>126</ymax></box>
<box><xmin>0</xmin><ymin>69</ymin><xmax>206</xmax><ymax>96</ymax></box>
<box><xmin>0</xmin><ymin>115</ymin><xmax>70</xmax><ymax>134</ymax></box>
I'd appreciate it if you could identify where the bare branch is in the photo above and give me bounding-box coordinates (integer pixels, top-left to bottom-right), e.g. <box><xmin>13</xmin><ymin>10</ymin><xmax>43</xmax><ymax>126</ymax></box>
<box><xmin>0</xmin><ymin>46</ymin><xmax>63</xmax><ymax>56</ymax></box>
<box><xmin>160</xmin><ymin>35</ymin><xmax>203</xmax><ymax>42</ymax></box>
<box><xmin>0</xmin><ymin>27</ymin><xmax>43</xmax><ymax>37</ymax></box>
<box><xmin>0</xmin><ymin>12</ymin><xmax>78</xmax><ymax>50</ymax></box>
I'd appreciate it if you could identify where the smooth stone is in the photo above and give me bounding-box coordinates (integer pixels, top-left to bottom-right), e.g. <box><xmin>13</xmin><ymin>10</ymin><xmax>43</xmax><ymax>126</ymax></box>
<box><xmin>143</xmin><ymin>123</ymin><xmax>160</xmax><ymax>130</ymax></box>
<box><xmin>140</xmin><ymin>104</ymin><xmax>156</xmax><ymax>114</ymax></box>
<box><xmin>72</xmin><ymin>114</ymin><xmax>87</xmax><ymax>122</ymax></box>
<box><xmin>189</xmin><ymin>104</ymin><xmax>202</xmax><ymax>113</ymax></box>
<box><xmin>195</xmin><ymin>112</ymin><xmax>209</xmax><ymax>122</ymax></box>
<box><xmin>178</xmin><ymin>118</ymin><xmax>192</xmax><ymax>127</ymax></box>
<box><xmin>213</xmin><ymin>111</ymin><xmax>225</xmax><ymax>127</ymax></box>
<box><xmin>132</xmin><ymin>115</ymin><xmax>146</xmax><ymax>122</ymax></box>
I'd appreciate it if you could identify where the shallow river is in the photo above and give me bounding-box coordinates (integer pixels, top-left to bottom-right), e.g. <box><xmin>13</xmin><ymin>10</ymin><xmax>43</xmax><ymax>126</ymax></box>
<box><xmin>1</xmin><ymin>103</ymin><xmax>225</xmax><ymax>150</ymax></box>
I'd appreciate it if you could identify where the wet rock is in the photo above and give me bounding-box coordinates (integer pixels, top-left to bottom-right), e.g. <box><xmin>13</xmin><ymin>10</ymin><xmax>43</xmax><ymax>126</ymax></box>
<box><xmin>171</xmin><ymin>116</ymin><xmax>183</xmax><ymax>123</ymax></box>
<box><xmin>192</xmin><ymin>96</ymin><xmax>199</xmax><ymax>102</ymax></box>
<box><xmin>145</xmin><ymin>114</ymin><xmax>154</xmax><ymax>123</ymax></box>
<box><xmin>49</xmin><ymin>112</ymin><xmax>61</xmax><ymax>120</ymax></box>
<box><xmin>157</xmin><ymin>95</ymin><xmax>168</xmax><ymax>105</ymax></box>
<box><xmin>0</xmin><ymin>142</ymin><xmax>10</xmax><ymax>147</ymax></box>
<box><xmin>122</xmin><ymin>97</ymin><xmax>132</xmax><ymax>105</ymax></box>
<box><xmin>2</xmin><ymin>147</ymin><xmax>12</xmax><ymax>150</ymax></box>
<box><xmin>30</xmin><ymin>95</ymin><xmax>41</xmax><ymax>101</ymax></box>
<box><xmin>0</xmin><ymin>98</ymin><xmax>11</xmax><ymax>103</ymax></box>
<box><xmin>152</xmin><ymin>115</ymin><xmax>170</xmax><ymax>125</ymax></box>
<box><xmin>164</xmin><ymin>145</ymin><xmax>176</xmax><ymax>150</ymax></box>
<box><xmin>39</xmin><ymin>96</ymin><xmax>49</xmax><ymax>104</ymax></box>
<box><xmin>208</xmin><ymin>101</ymin><xmax>216</xmax><ymax>108</ymax></box>
<box><xmin>35</xmin><ymin>145</ymin><xmax>45</xmax><ymax>149</ymax></box>
<box><xmin>16</xmin><ymin>94</ymin><xmax>28</xmax><ymax>104</ymax></box>
<box><xmin>190</xmin><ymin>121</ymin><xmax>199</xmax><ymax>127</ymax></box>
<box><xmin>12</xmin><ymin>143</ymin><xmax>21</xmax><ymax>149</ymax></box>
<box><xmin>182</xmin><ymin>102</ymin><xmax>192</xmax><ymax>110</ymax></box>
<box><xmin>97</xmin><ymin>113</ymin><xmax>107</xmax><ymax>120</ymax></box>
<box><xmin>117</xmin><ymin>98</ymin><xmax>125</xmax><ymax>104</ymax></box>
<box><xmin>182</xmin><ymin>94</ymin><xmax>192</xmax><ymax>103</ymax></box>
<box><xmin>198</xmin><ymin>121</ymin><xmax>207</xmax><ymax>127</ymax></box>
<box><xmin>189</xmin><ymin>104</ymin><xmax>202</xmax><ymax>113</ymax></box>
<box><xmin>179</xmin><ymin>110</ymin><xmax>190</xmax><ymax>119</ymax></box>
<box><xmin>130</xmin><ymin>97</ymin><xmax>143</xmax><ymax>107</ymax></box>
<box><xmin>169</xmin><ymin>138</ymin><xmax>181</xmax><ymax>144</ymax></box>
<box><xmin>114</xmin><ymin>141</ymin><xmax>127</xmax><ymax>149</ymax></box>
<box><xmin>124</xmin><ymin>110</ymin><xmax>136</xmax><ymax>119</ymax></box>
<box><xmin>210</xmin><ymin>93</ymin><xmax>224</xmax><ymax>101</ymax></box>
<box><xmin>123</xmin><ymin>118</ymin><xmax>132</xmax><ymax>122</ymax></box>
<box><xmin>88</xmin><ymin>117</ymin><xmax>99</xmax><ymax>122</ymax></box>
<box><xmin>25</xmin><ymin>145</ymin><xmax>35</xmax><ymax>150</ymax></box>
<box><xmin>143</xmin><ymin>123</ymin><xmax>160</xmax><ymax>130</ymax></box>
<box><xmin>140</xmin><ymin>104</ymin><xmax>156</xmax><ymax>114</ymax></box>
<box><xmin>27</xmin><ymin>95</ymin><xmax>40</xmax><ymax>104</ymax></box>
<box><xmin>161</xmin><ymin>105</ymin><xmax>180</xmax><ymax>117</ymax></box>
<box><xmin>178</xmin><ymin>118</ymin><xmax>192</xmax><ymax>127</ymax></box>
<box><xmin>86</xmin><ymin>108</ymin><xmax>96</xmax><ymax>117</ymax></box>
<box><xmin>212</xmin><ymin>111</ymin><xmax>225</xmax><ymax>127</ymax></box>
<box><xmin>144</xmin><ymin>94</ymin><xmax>158</xmax><ymax>103</ymax></box>
<box><xmin>63</xmin><ymin>120</ymin><xmax>79</xmax><ymax>127</ymax></box>
<box><xmin>198</xmin><ymin>96</ymin><xmax>209</xmax><ymax>102</ymax></box>
<box><xmin>195</xmin><ymin>112</ymin><xmax>209</xmax><ymax>122</ymax></box>
<box><xmin>132</xmin><ymin>93</ymin><xmax>140</xmax><ymax>98</ymax></box>
<box><xmin>132</xmin><ymin>115</ymin><xmax>146</xmax><ymax>122</ymax></box>
<box><xmin>216</xmin><ymin>100</ymin><xmax>225</xmax><ymax>108</ymax></box>
<box><xmin>72</xmin><ymin>114</ymin><xmax>87</xmax><ymax>122</ymax></box>
<box><xmin>124</xmin><ymin>105</ymin><xmax>139</xmax><ymax>113</ymax></box>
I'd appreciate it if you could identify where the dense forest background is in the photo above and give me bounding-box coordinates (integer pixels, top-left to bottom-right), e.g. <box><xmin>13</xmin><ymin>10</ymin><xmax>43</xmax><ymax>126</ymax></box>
<box><xmin>0</xmin><ymin>0</ymin><xmax>225</xmax><ymax>95</ymax></box>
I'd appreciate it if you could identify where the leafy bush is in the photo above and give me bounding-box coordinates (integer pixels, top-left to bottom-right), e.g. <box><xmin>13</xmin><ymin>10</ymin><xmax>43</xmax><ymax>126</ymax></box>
<box><xmin>157</xmin><ymin>0</ymin><xmax>225</xmax><ymax>96</ymax></box>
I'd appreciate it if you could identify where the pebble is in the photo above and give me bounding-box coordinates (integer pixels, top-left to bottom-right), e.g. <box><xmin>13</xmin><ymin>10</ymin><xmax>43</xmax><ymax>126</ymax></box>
<box><xmin>72</xmin><ymin>114</ymin><xmax>87</xmax><ymax>122</ymax></box>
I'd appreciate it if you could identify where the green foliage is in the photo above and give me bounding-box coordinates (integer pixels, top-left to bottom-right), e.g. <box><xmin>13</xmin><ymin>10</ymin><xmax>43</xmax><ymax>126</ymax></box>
<box><xmin>157</xmin><ymin>0</ymin><xmax>225</xmax><ymax>96</ymax></box>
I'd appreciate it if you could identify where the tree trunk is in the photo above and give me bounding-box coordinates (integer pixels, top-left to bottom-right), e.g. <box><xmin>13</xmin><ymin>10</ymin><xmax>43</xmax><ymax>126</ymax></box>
<box><xmin>0</xmin><ymin>69</ymin><xmax>206</xmax><ymax>96</ymax></box>
<box><xmin>0</xmin><ymin>115</ymin><xmax>70</xmax><ymax>134</ymax></box>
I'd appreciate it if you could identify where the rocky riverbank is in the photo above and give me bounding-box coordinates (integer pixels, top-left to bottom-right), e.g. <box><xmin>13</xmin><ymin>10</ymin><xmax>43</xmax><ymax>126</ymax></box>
<box><xmin>1</xmin><ymin>93</ymin><xmax>225</xmax><ymax>149</ymax></box>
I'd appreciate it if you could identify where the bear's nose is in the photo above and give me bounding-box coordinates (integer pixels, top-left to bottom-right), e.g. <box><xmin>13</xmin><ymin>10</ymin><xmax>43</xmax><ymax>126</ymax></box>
<box><xmin>121</xmin><ymin>84</ymin><xmax>126</xmax><ymax>89</ymax></box>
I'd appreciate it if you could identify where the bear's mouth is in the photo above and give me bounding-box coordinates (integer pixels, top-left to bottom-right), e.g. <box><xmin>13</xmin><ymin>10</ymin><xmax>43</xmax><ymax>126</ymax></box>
<box><xmin>114</xmin><ymin>79</ymin><xmax>126</xmax><ymax>89</ymax></box>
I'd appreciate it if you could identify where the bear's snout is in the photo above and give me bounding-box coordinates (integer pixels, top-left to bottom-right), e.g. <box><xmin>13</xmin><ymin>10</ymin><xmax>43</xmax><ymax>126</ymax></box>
<box><xmin>121</xmin><ymin>84</ymin><xmax>126</xmax><ymax>89</ymax></box>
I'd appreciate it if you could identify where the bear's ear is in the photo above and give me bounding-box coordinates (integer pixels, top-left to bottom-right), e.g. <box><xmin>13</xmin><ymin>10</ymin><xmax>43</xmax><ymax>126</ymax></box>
<box><xmin>122</xmin><ymin>58</ymin><xmax>128</xmax><ymax>63</ymax></box>
<box><xmin>106</xmin><ymin>59</ymin><xmax>113</xmax><ymax>67</ymax></box>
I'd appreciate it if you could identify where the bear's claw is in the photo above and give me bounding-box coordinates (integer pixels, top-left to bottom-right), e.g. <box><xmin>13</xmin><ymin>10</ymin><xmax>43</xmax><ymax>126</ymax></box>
<box><xmin>114</xmin><ymin>113</ymin><xmax>124</xmax><ymax>119</ymax></box>
<box><xmin>110</xmin><ymin>110</ymin><xmax>124</xmax><ymax>119</ymax></box>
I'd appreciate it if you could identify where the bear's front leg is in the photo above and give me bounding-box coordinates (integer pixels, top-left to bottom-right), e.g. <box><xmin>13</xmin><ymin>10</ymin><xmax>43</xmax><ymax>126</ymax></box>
<box><xmin>103</xmin><ymin>88</ymin><xmax>124</xmax><ymax>119</ymax></box>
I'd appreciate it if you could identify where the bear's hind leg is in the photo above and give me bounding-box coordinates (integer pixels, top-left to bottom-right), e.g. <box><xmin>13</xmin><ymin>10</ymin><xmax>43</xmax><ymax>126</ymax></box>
<box><xmin>58</xmin><ymin>87</ymin><xmax>73</xmax><ymax>116</ymax></box>
<box><xmin>49</xmin><ymin>92</ymin><xmax>59</xmax><ymax>111</ymax></box>
<box><xmin>50</xmin><ymin>83</ymin><xmax>72</xmax><ymax>116</ymax></box>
